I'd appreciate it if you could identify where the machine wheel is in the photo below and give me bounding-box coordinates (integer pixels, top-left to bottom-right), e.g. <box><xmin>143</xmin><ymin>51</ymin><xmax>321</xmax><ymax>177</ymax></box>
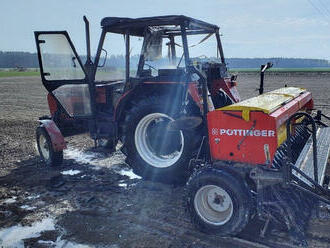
<box><xmin>36</xmin><ymin>127</ymin><xmax>63</xmax><ymax>166</ymax></box>
<box><xmin>186</xmin><ymin>168</ymin><xmax>251</xmax><ymax>236</ymax></box>
<box><xmin>121</xmin><ymin>96</ymin><xmax>201</xmax><ymax>184</ymax></box>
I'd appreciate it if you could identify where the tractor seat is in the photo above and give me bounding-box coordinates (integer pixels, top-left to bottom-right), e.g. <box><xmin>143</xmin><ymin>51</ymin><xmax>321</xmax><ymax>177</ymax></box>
<box><xmin>158</xmin><ymin>68</ymin><xmax>185</xmax><ymax>76</ymax></box>
<box><xmin>140</xmin><ymin>69</ymin><xmax>152</xmax><ymax>77</ymax></box>
<box><xmin>154</xmin><ymin>68</ymin><xmax>187</xmax><ymax>82</ymax></box>
<box><xmin>212</xmin><ymin>89</ymin><xmax>234</xmax><ymax>109</ymax></box>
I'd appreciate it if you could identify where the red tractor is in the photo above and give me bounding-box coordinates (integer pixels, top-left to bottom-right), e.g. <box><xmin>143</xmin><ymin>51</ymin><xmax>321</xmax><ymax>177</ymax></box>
<box><xmin>34</xmin><ymin>15</ymin><xmax>330</xmax><ymax>245</ymax></box>
<box><xmin>34</xmin><ymin>15</ymin><xmax>238</xmax><ymax>183</ymax></box>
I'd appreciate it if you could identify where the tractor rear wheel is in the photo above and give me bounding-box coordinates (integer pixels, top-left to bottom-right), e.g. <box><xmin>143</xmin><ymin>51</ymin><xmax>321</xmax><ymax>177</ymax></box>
<box><xmin>186</xmin><ymin>167</ymin><xmax>251</xmax><ymax>236</ymax></box>
<box><xmin>36</xmin><ymin>127</ymin><xmax>63</xmax><ymax>166</ymax></box>
<box><xmin>121</xmin><ymin>96</ymin><xmax>201</xmax><ymax>184</ymax></box>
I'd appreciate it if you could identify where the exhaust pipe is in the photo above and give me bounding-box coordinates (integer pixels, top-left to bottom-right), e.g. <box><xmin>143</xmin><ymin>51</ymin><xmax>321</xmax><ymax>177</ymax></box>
<box><xmin>83</xmin><ymin>16</ymin><xmax>93</xmax><ymax>66</ymax></box>
<box><xmin>258</xmin><ymin>62</ymin><xmax>273</xmax><ymax>95</ymax></box>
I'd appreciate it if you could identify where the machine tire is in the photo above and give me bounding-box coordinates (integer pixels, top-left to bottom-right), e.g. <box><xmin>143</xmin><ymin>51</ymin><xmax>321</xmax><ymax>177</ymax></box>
<box><xmin>186</xmin><ymin>167</ymin><xmax>251</xmax><ymax>236</ymax></box>
<box><xmin>121</xmin><ymin>95</ymin><xmax>201</xmax><ymax>184</ymax></box>
<box><xmin>36</xmin><ymin>127</ymin><xmax>63</xmax><ymax>166</ymax></box>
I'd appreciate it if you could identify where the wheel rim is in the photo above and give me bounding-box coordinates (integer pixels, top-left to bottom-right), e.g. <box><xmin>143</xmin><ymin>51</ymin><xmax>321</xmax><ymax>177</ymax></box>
<box><xmin>39</xmin><ymin>134</ymin><xmax>50</xmax><ymax>161</ymax></box>
<box><xmin>194</xmin><ymin>185</ymin><xmax>233</xmax><ymax>225</ymax></box>
<box><xmin>134</xmin><ymin>113</ymin><xmax>184</xmax><ymax>168</ymax></box>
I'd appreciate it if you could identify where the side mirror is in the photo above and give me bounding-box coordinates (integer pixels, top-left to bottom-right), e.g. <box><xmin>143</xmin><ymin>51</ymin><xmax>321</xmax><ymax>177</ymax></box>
<box><xmin>98</xmin><ymin>49</ymin><xmax>108</xmax><ymax>67</ymax></box>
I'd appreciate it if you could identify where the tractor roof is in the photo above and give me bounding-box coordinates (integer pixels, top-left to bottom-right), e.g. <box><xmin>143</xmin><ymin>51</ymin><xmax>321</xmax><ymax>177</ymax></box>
<box><xmin>101</xmin><ymin>15</ymin><xmax>219</xmax><ymax>37</ymax></box>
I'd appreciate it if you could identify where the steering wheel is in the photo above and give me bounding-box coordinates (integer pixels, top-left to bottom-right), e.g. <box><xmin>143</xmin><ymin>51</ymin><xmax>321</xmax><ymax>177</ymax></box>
<box><xmin>144</xmin><ymin>63</ymin><xmax>158</xmax><ymax>73</ymax></box>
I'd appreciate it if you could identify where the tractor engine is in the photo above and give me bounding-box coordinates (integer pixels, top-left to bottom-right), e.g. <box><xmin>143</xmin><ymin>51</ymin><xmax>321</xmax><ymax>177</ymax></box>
<box><xmin>191</xmin><ymin>59</ymin><xmax>240</xmax><ymax>112</ymax></box>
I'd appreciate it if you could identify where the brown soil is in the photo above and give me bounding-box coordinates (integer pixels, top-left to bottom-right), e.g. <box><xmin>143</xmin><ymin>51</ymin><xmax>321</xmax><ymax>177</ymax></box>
<box><xmin>0</xmin><ymin>73</ymin><xmax>329</xmax><ymax>248</ymax></box>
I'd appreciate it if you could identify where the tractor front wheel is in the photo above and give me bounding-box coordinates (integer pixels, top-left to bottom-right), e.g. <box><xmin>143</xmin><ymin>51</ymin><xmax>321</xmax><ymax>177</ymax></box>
<box><xmin>186</xmin><ymin>167</ymin><xmax>251</xmax><ymax>236</ymax></box>
<box><xmin>36</xmin><ymin>127</ymin><xmax>63</xmax><ymax>166</ymax></box>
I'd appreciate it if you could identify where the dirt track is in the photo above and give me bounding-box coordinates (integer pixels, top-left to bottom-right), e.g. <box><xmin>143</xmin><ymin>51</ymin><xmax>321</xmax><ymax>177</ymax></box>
<box><xmin>0</xmin><ymin>73</ymin><xmax>329</xmax><ymax>247</ymax></box>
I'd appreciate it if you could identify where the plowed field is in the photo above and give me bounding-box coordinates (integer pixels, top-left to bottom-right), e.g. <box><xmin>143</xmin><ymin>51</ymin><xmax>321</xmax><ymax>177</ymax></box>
<box><xmin>0</xmin><ymin>73</ymin><xmax>329</xmax><ymax>247</ymax></box>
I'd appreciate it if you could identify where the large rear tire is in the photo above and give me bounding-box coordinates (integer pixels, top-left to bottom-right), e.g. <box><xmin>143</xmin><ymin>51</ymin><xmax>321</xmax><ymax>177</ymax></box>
<box><xmin>121</xmin><ymin>96</ymin><xmax>201</xmax><ymax>184</ymax></box>
<box><xmin>186</xmin><ymin>167</ymin><xmax>251</xmax><ymax>236</ymax></box>
<box><xmin>36</xmin><ymin>127</ymin><xmax>63</xmax><ymax>166</ymax></box>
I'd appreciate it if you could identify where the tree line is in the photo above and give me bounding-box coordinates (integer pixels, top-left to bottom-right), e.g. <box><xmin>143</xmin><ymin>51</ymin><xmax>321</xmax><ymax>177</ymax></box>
<box><xmin>1</xmin><ymin>51</ymin><xmax>329</xmax><ymax>69</ymax></box>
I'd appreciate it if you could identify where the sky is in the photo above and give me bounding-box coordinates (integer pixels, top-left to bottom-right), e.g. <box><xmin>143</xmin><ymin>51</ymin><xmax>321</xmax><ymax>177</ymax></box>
<box><xmin>2</xmin><ymin>0</ymin><xmax>330</xmax><ymax>59</ymax></box>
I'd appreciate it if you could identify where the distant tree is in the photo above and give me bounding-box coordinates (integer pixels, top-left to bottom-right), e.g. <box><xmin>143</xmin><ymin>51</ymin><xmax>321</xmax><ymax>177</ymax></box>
<box><xmin>225</xmin><ymin>57</ymin><xmax>330</xmax><ymax>69</ymax></box>
<box><xmin>0</xmin><ymin>51</ymin><xmax>329</xmax><ymax>69</ymax></box>
<box><xmin>0</xmin><ymin>51</ymin><xmax>38</xmax><ymax>68</ymax></box>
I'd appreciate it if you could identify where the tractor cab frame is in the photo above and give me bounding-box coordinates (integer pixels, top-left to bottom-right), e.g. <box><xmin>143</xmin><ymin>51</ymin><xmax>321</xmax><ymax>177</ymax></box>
<box><xmin>34</xmin><ymin>15</ymin><xmax>232</xmax><ymax>146</ymax></box>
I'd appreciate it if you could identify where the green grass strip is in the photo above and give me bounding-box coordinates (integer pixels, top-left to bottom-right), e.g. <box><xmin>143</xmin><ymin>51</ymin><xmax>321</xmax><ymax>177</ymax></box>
<box><xmin>229</xmin><ymin>67</ymin><xmax>330</xmax><ymax>73</ymax></box>
<box><xmin>0</xmin><ymin>71</ymin><xmax>40</xmax><ymax>78</ymax></box>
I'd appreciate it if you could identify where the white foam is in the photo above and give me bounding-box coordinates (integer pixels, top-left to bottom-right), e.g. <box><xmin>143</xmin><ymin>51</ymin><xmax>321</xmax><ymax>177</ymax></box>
<box><xmin>20</xmin><ymin>205</ymin><xmax>37</xmax><ymax>210</ymax></box>
<box><xmin>0</xmin><ymin>218</ymin><xmax>91</xmax><ymax>248</ymax></box>
<box><xmin>64</xmin><ymin>147</ymin><xmax>125</xmax><ymax>169</ymax></box>
<box><xmin>0</xmin><ymin>218</ymin><xmax>55</xmax><ymax>247</ymax></box>
<box><xmin>117</xmin><ymin>169</ymin><xmax>141</xmax><ymax>180</ymax></box>
<box><xmin>118</xmin><ymin>183</ymin><xmax>128</xmax><ymax>188</ymax></box>
<box><xmin>63</xmin><ymin>147</ymin><xmax>141</xmax><ymax>182</ymax></box>
<box><xmin>38</xmin><ymin>240</ymin><xmax>55</xmax><ymax>247</ymax></box>
<box><xmin>61</xmin><ymin>170</ymin><xmax>81</xmax><ymax>176</ymax></box>
<box><xmin>27</xmin><ymin>195</ymin><xmax>40</xmax><ymax>200</ymax></box>
<box><xmin>3</xmin><ymin>197</ymin><xmax>17</xmax><ymax>204</ymax></box>
<box><xmin>34</xmin><ymin>142</ymin><xmax>38</xmax><ymax>154</ymax></box>
<box><xmin>54</xmin><ymin>238</ymin><xmax>91</xmax><ymax>248</ymax></box>
<box><xmin>38</xmin><ymin>240</ymin><xmax>53</xmax><ymax>245</ymax></box>
<box><xmin>64</xmin><ymin>148</ymin><xmax>97</xmax><ymax>164</ymax></box>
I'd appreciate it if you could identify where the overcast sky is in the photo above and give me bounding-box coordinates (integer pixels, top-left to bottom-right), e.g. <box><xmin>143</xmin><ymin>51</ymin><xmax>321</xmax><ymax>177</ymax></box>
<box><xmin>2</xmin><ymin>0</ymin><xmax>330</xmax><ymax>59</ymax></box>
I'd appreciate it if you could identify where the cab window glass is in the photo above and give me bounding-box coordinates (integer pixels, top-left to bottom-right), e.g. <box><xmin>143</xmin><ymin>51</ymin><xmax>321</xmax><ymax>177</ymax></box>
<box><xmin>38</xmin><ymin>34</ymin><xmax>85</xmax><ymax>81</ymax></box>
<box><xmin>95</xmin><ymin>33</ymin><xmax>143</xmax><ymax>81</ymax></box>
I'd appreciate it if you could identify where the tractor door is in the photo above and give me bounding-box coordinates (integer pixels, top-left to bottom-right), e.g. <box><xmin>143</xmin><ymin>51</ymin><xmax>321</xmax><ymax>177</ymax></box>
<box><xmin>34</xmin><ymin>31</ymin><xmax>93</xmax><ymax>118</ymax></box>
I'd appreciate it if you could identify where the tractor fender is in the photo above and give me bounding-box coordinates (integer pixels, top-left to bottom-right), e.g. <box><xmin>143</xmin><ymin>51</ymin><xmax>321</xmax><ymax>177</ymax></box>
<box><xmin>39</xmin><ymin>119</ymin><xmax>66</xmax><ymax>152</ymax></box>
<box><xmin>113</xmin><ymin>89</ymin><xmax>133</xmax><ymax>122</ymax></box>
<box><xmin>114</xmin><ymin>83</ymin><xmax>187</xmax><ymax>123</ymax></box>
<box><xmin>213</xmin><ymin>162</ymin><xmax>251</xmax><ymax>182</ymax></box>
<box><xmin>188</xmin><ymin>165</ymin><xmax>251</xmax><ymax>195</ymax></box>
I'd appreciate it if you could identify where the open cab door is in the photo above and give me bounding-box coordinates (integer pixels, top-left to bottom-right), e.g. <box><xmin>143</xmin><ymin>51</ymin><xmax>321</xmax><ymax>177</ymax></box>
<box><xmin>34</xmin><ymin>31</ymin><xmax>93</xmax><ymax>118</ymax></box>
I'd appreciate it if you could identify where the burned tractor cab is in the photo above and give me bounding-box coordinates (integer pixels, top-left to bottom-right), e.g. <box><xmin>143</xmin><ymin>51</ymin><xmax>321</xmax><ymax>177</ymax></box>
<box><xmin>34</xmin><ymin>15</ymin><xmax>239</xmax><ymax>182</ymax></box>
<box><xmin>99</xmin><ymin>16</ymin><xmax>240</xmax><ymax>109</ymax></box>
<box><xmin>97</xmin><ymin>16</ymin><xmax>240</xmax><ymax>182</ymax></box>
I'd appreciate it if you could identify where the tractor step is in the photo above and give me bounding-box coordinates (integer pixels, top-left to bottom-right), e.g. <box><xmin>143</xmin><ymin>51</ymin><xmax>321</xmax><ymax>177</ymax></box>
<box><xmin>293</xmin><ymin>127</ymin><xmax>330</xmax><ymax>186</ymax></box>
